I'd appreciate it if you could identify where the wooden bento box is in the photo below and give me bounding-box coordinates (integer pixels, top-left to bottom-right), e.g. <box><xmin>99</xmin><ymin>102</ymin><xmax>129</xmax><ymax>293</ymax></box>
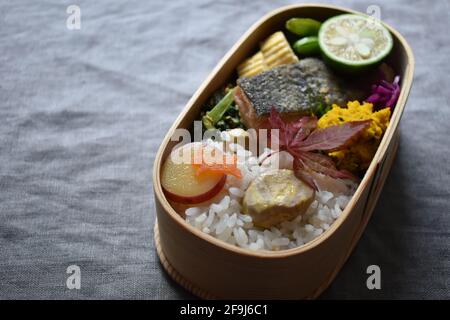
<box><xmin>152</xmin><ymin>4</ymin><xmax>414</xmax><ymax>299</ymax></box>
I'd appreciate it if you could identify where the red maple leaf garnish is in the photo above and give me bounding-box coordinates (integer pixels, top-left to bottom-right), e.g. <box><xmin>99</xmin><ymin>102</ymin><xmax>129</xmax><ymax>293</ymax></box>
<box><xmin>268</xmin><ymin>107</ymin><xmax>371</xmax><ymax>189</ymax></box>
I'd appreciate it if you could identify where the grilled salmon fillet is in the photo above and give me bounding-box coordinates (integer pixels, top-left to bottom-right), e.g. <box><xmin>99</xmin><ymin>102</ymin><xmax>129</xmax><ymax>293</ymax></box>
<box><xmin>235</xmin><ymin>58</ymin><xmax>363</xmax><ymax>129</ymax></box>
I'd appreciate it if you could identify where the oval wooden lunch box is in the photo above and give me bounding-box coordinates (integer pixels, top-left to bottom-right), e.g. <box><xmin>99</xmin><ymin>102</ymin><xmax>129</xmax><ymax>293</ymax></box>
<box><xmin>152</xmin><ymin>4</ymin><xmax>414</xmax><ymax>299</ymax></box>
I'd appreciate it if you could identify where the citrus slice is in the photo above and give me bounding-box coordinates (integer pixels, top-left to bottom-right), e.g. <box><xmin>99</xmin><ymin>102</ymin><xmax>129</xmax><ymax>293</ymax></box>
<box><xmin>318</xmin><ymin>14</ymin><xmax>393</xmax><ymax>73</ymax></box>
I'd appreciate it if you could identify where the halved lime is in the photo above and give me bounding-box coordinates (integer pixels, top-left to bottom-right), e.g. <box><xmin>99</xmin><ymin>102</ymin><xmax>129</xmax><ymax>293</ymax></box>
<box><xmin>318</xmin><ymin>14</ymin><xmax>393</xmax><ymax>73</ymax></box>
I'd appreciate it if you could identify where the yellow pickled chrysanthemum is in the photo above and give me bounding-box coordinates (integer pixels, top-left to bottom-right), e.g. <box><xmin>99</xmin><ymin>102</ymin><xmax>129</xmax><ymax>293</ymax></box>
<box><xmin>317</xmin><ymin>101</ymin><xmax>391</xmax><ymax>172</ymax></box>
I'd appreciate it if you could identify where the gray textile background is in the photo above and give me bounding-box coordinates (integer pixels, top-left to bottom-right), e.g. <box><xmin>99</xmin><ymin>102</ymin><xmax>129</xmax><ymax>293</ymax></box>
<box><xmin>0</xmin><ymin>0</ymin><xmax>449</xmax><ymax>299</ymax></box>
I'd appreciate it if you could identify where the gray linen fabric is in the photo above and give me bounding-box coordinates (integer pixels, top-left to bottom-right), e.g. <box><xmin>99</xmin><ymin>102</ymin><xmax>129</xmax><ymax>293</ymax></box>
<box><xmin>0</xmin><ymin>0</ymin><xmax>448</xmax><ymax>299</ymax></box>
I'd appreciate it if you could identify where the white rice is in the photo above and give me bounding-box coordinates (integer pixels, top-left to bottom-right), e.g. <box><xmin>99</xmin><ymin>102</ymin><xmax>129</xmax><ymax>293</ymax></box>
<box><xmin>185</xmin><ymin>139</ymin><xmax>357</xmax><ymax>251</ymax></box>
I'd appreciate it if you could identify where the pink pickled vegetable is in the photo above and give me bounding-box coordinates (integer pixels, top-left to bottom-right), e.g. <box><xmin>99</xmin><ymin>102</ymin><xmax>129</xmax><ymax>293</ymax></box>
<box><xmin>366</xmin><ymin>75</ymin><xmax>401</xmax><ymax>110</ymax></box>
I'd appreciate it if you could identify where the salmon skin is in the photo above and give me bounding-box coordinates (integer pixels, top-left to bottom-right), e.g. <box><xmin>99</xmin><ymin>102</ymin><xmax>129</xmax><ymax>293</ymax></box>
<box><xmin>236</xmin><ymin>58</ymin><xmax>362</xmax><ymax>129</ymax></box>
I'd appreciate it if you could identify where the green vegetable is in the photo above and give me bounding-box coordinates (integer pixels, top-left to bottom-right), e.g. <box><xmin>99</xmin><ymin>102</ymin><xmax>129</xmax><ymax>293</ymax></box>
<box><xmin>293</xmin><ymin>36</ymin><xmax>320</xmax><ymax>56</ymax></box>
<box><xmin>315</xmin><ymin>103</ymin><xmax>332</xmax><ymax>118</ymax></box>
<box><xmin>286</xmin><ymin>18</ymin><xmax>322</xmax><ymax>37</ymax></box>
<box><xmin>202</xmin><ymin>88</ymin><xmax>236</xmax><ymax>130</ymax></box>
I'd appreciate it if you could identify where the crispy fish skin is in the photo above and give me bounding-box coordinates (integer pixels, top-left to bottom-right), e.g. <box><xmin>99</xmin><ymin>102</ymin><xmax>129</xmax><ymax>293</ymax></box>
<box><xmin>236</xmin><ymin>58</ymin><xmax>363</xmax><ymax>128</ymax></box>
